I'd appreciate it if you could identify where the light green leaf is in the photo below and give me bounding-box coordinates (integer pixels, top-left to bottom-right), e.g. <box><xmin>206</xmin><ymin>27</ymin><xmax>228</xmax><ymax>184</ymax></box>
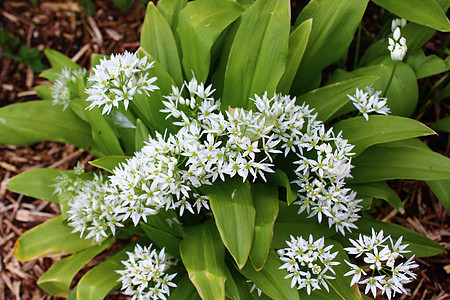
<box><xmin>158</xmin><ymin>0</ymin><xmax>188</xmax><ymax>29</ymax></box>
<box><xmin>37</xmin><ymin>238</ymin><xmax>114</xmax><ymax>297</ymax></box>
<box><xmin>6</xmin><ymin>168</ymin><xmax>73</xmax><ymax>203</ymax></box>
<box><xmin>90</xmin><ymin>54</ymin><xmax>107</xmax><ymax>69</ymax></box>
<box><xmin>350</xmin><ymin>181</ymin><xmax>404</xmax><ymax>212</ymax></box>
<box><xmin>298</xmin><ymin>76</ymin><xmax>379</xmax><ymax>122</ymax></box>
<box><xmin>44</xmin><ymin>49</ymin><xmax>81</xmax><ymax>71</ymax></box>
<box><xmin>292</xmin><ymin>0</ymin><xmax>369</xmax><ymax>94</ymax></box>
<box><xmin>135</xmin><ymin>119</ymin><xmax>151</xmax><ymax>150</ymax></box>
<box><xmin>427</xmin><ymin>180</ymin><xmax>450</xmax><ymax>214</ymax></box>
<box><xmin>372</xmin><ymin>0</ymin><xmax>450</xmax><ymax>32</ymax></box>
<box><xmin>272</xmin><ymin>202</ymin><xmax>336</xmax><ymax>249</ymax></box>
<box><xmin>0</xmin><ymin>100</ymin><xmax>95</xmax><ymax>150</ymax></box>
<box><xmin>203</xmin><ymin>177</ymin><xmax>255</xmax><ymax>268</ymax></box>
<box><xmin>222</xmin><ymin>0</ymin><xmax>290</xmax><ymax>109</ymax></box>
<box><xmin>239</xmin><ymin>250</ymin><xmax>300</xmax><ymax>300</ymax></box>
<box><xmin>277</xmin><ymin>18</ymin><xmax>312</xmax><ymax>93</ymax></box>
<box><xmin>266</xmin><ymin>169</ymin><xmax>297</xmax><ymax>205</ymax></box>
<box><xmin>431</xmin><ymin>116</ymin><xmax>450</xmax><ymax>133</ymax></box>
<box><xmin>34</xmin><ymin>84</ymin><xmax>52</xmax><ymax>100</ymax></box>
<box><xmin>89</xmin><ymin>155</ymin><xmax>130</xmax><ymax>173</ymax></box>
<box><xmin>141</xmin><ymin>2</ymin><xmax>183</xmax><ymax>86</ymax></box>
<box><xmin>168</xmin><ymin>275</ymin><xmax>202</xmax><ymax>300</ymax></box>
<box><xmin>180</xmin><ymin>221</ymin><xmax>227</xmax><ymax>300</ymax></box>
<box><xmin>333</xmin><ymin>115</ymin><xmax>435</xmax><ymax>155</ymax></box>
<box><xmin>14</xmin><ymin>216</ymin><xmax>94</xmax><ymax>261</ymax></box>
<box><xmin>177</xmin><ymin>0</ymin><xmax>245</xmax><ymax>82</ymax></box>
<box><xmin>249</xmin><ymin>184</ymin><xmax>279</xmax><ymax>271</ymax></box>
<box><xmin>77</xmin><ymin>241</ymin><xmax>138</xmax><ymax>300</ymax></box>
<box><xmin>336</xmin><ymin>215</ymin><xmax>445</xmax><ymax>257</ymax></box>
<box><xmin>350</xmin><ymin>138</ymin><xmax>450</xmax><ymax>183</ymax></box>
<box><xmin>407</xmin><ymin>50</ymin><xmax>450</xmax><ymax>79</ymax></box>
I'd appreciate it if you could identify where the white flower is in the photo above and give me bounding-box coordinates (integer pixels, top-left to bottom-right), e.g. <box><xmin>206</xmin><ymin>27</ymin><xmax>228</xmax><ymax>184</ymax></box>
<box><xmin>347</xmin><ymin>85</ymin><xmax>390</xmax><ymax>121</ymax></box>
<box><xmin>117</xmin><ymin>244</ymin><xmax>177</xmax><ymax>300</ymax></box>
<box><xmin>51</xmin><ymin>67</ymin><xmax>87</xmax><ymax>110</ymax></box>
<box><xmin>388</xmin><ymin>27</ymin><xmax>407</xmax><ymax>61</ymax></box>
<box><xmin>278</xmin><ymin>235</ymin><xmax>339</xmax><ymax>295</ymax></box>
<box><xmin>391</xmin><ymin>18</ymin><xmax>407</xmax><ymax>32</ymax></box>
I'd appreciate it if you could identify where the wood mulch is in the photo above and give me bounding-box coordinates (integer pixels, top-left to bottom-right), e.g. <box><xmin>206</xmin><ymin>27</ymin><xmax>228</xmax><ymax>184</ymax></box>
<box><xmin>0</xmin><ymin>1</ymin><xmax>449</xmax><ymax>299</ymax></box>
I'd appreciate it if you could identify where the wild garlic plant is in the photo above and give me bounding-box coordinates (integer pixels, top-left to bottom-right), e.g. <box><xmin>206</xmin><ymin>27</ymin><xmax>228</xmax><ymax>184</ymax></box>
<box><xmin>4</xmin><ymin>0</ymin><xmax>449</xmax><ymax>299</ymax></box>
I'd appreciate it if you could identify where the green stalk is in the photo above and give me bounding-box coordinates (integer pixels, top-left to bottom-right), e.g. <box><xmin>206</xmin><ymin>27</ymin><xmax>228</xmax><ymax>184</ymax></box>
<box><xmin>383</xmin><ymin>61</ymin><xmax>398</xmax><ymax>97</ymax></box>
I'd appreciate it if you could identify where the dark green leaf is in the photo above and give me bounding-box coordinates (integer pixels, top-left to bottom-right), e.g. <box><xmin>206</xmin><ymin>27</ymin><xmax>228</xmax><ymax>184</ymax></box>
<box><xmin>407</xmin><ymin>50</ymin><xmax>450</xmax><ymax>79</ymax></box>
<box><xmin>89</xmin><ymin>155</ymin><xmax>130</xmax><ymax>173</ymax></box>
<box><xmin>141</xmin><ymin>223</ymin><xmax>181</xmax><ymax>258</ymax></box>
<box><xmin>350</xmin><ymin>181</ymin><xmax>404</xmax><ymax>212</ymax></box>
<box><xmin>431</xmin><ymin>116</ymin><xmax>450</xmax><ymax>133</ymax></box>
<box><xmin>427</xmin><ymin>180</ymin><xmax>450</xmax><ymax>214</ymax></box>
<box><xmin>168</xmin><ymin>275</ymin><xmax>202</xmax><ymax>300</ymax></box>
<box><xmin>266</xmin><ymin>169</ymin><xmax>297</xmax><ymax>205</ymax></box>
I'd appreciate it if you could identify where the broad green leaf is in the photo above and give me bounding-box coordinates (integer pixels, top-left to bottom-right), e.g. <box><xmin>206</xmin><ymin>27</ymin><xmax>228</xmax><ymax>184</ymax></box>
<box><xmin>89</xmin><ymin>155</ymin><xmax>130</xmax><ymax>173</ymax></box>
<box><xmin>77</xmin><ymin>241</ymin><xmax>139</xmax><ymax>300</ymax></box>
<box><xmin>292</xmin><ymin>0</ymin><xmax>369</xmax><ymax>94</ymax></box>
<box><xmin>44</xmin><ymin>49</ymin><xmax>81</xmax><ymax>70</ymax></box>
<box><xmin>297</xmin><ymin>76</ymin><xmax>379</xmax><ymax>122</ymax></box>
<box><xmin>336</xmin><ymin>215</ymin><xmax>445</xmax><ymax>257</ymax></box>
<box><xmin>350</xmin><ymin>139</ymin><xmax>450</xmax><ymax>183</ymax></box>
<box><xmin>177</xmin><ymin>0</ymin><xmax>245</xmax><ymax>82</ymax></box>
<box><xmin>141</xmin><ymin>223</ymin><xmax>181</xmax><ymax>258</ymax></box>
<box><xmin>427</xmin><ymin>180</ymin><xmax>450</xmax><ymax>214</ymax></box>
<box><xmin>34</xmin><ymin>84</ymin><xmax>52</xmax><ymax>100</ymax></box>
<box><xmin>249</xmin><ymin>184</ymin><xmax>279</xmax><ymax>270</ymax></box>
<box><xmin>141</xmin><ymin>2</ymin><xmax>183</xmax><ymax>86</ymax></box>
<box><xmin>352</xmin><ymin>59</ymin><xmax>419</xmax><ymax>117</ymax></box>
<box><xmin>6</xmin><ymin>168</ymin><xmax>73</xmax><ymax>203</ymax></box>
<box><xmin>180</xmin><ymin>221</ymin><xmax>227</xmax><ymax>300</ymax></box>
<box><xmin>37</xmin><ymin>238</ymin><xmax>114</xmax><ymax>297</ymax></box>
<box><xmin>277</xmin><ymin>18</ymin><xmax>312</xmax><ymax>93</ymax></box>
<box><xmin>272</xmin><ymin>202</ymin><xmax>336</xmax><ymax>249</ymax></box>
<box><xmin>158</xmin><ymin>0</ymin><xmax>188</xmax><ymax>29</ymax></box>
<box><xmin>224</xmin><ymin>265</ymin><xmax>256</xmax><ymax>300</ymax></box>
<box><xmin>14</xmin><ymin>216</ymin><xmax>94</xmax><ymax>261</ymax></box>
<box><xmin>372</xmin><ymin>0</ymin><xmax>450</xmax><ymax>32</ymax></box>
<box><xmin>266</xmin><ymin>169</ymin><xmax>297</xmax><ymax>205</ymax></box>
<box><xmin>431</xmin><ymin>116</ymin><xmax>450</xmax><ymax>133</ymax></box>
<box><xmin>145</xmin><ymin>209</ymin><xmax>184</xmax><ymax>238</ymax></box>
<box><xmin>203</xmin><ymin>178</ymin><xmax>255</xmax><ymax>268</ymax></box>
<box><xmin>222</xmin><ymin>0</ymin><xmax>290</xmax><ymax>109</ymax></box>
<box><xmin>407</xmin><ymin>50</ymin><xmax>450</xmax><ymax>79</ymax></box>
<box><xmin>333</xmin><ymin>115</ymin><xmax>435</xmax><ymax>155</ymax></box>
<box><xmin>350</xmin><ymin>181</ymin><xmax>404</xmax><ymax>212</ymax></box>
<box><xmin>135</xmin><ymin>119</ymin><xmax>151</xmax><ymax>150</ymax></box>
<box><xmin>239</xmin><ymin>250</ymin><xmax>300</xmax><ymax>300</ymax></box>
<box><xmin>0</xmin><ymin>101</ymin><xmax>95</xmax><ymax>150</ymax></box>
<box><xmin>111</xmin><ymin>0</ymin><xmax>135</xmax><ymax>11</ymax></box>
<box><xmin>169</xmin><ymin>275</ymin><xmax>202</xmax><ymax>300</ymax></box>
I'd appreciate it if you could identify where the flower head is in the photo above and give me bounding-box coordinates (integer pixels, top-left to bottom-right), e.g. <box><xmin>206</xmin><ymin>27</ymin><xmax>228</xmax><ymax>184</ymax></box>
<box><xmin>347</xmin><ymin>85</ymin><xmax>390</xmax><ymax>121</ymax></box>
<box><xmin>388</xmin><ymin>27</ymin><xmax>407</xmax><ymax>61</ymax></box>
<box><xmin>51</xmin><ymin>67</ymin><xmax>87</xmax><ymax>110</ymax></box>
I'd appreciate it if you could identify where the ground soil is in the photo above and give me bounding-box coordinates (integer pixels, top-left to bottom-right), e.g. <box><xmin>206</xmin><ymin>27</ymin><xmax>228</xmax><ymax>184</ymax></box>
<box><xmin>0</xmin><ymin>1</ymin><xmax>449</xmax><ymax>299</ymax></box>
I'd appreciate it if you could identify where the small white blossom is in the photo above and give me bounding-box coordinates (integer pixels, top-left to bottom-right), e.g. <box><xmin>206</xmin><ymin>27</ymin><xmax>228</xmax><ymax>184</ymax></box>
<box><xmin>388</xmin><ymin>27</ymin><xmax>407</xmax><ymax>61</ymax></box>
<box><xmin>347</xmin><ymin>85</ymin><xmax>390</xmax><ymax>121</ymax></box>
<box><xmin>51</xmin><ymin>67</ymin><xmax>87</xmax><ymax>110</ymax></box>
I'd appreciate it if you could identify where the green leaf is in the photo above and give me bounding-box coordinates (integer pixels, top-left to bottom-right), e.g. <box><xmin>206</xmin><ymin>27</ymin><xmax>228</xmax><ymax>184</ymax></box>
<box><xmin>141</xmin><ymin>223</ymin><xmax>182</xmax><ymax>258</ymax></box>
<box><xmin>158</xmin><ymin>0</ymin><xmax>188</xmax><ymax>29</ymax></box>
<box><xmin>34</xmin><ymin>84</ymin><xmax>52</xmax><ymax>100</ymax></box>
<box><xmin>407</xmin><ymin>50</ymin><xmax>450</xmax><ymax>79</ymax></box>
<box><xmin>6</xmin><ymin>168</ymin><xmax>73</xmax><ymax>203</ymax></box>
<box><xmin>111</xmin><ymin>0</ymin><xmax>135</xmax><ymax>11</ymax></box>
<box><xmin>266</xmin><ymin>169</ymin><xmax>297</xmax><ymax>205</ymax></box>
<box><xmin>352</xmin><ymin>60</ymin><xmax>419</xmax><ymax>117</ymax></box>
<box><xmin>203</xmin><ymin>178</ymin><xmax>255</xmax><ymax>268</ymax></box>
<box><xmin>77</xmin><ymin>241</ymin><xmax>139</xmax><ymax>300</ymax></box>
<box><xmin>372</xmin><ymin>0</ymin><xmax>450</xmax><ymax>32</ymax></box>
<box><xmin>333</xmin><ymin>115</ymin><xmax>435</xmax><ymax>155</ymax></box>
<box><xmin>14</xmin><ymin>216</ymin><xmax>94</xmax><ymax>261</ymax></box>
<box><xmin>427</xmin><ymin>180</ymin><xmax>450</xmax><ymax>214</ymax></box>
<box><xmin>272</xmin><ymin>202</ymin><xmax>336</xmax><ymax>249</ymax></box>
<box><xmin>222</xmin><ymin>0</ymin><xmax>290</xmax><ymax>109</ymax></box>
<box><xmin>141</xmin><ymin>2</ymin><xmax>183</xmax><ymax>86</ymax></box>
<box><xmin>135</xmin><ymin>119</ymin><xmax>151</xmax><ymax>150</ymax></box>
<box><xmin>224</xmin><ymin>265</ymin><xmax>255</xmax><ymax>300</ymax></box>
<box><xmin>350</xmin><ymin>181</ymin><xmax>404</xmax><ymax>212</ymax></box>
<box><xmin>0</xmin><ymin>100</ymin><xmax>95</xmax><ymax>150</ymax></box>
<box><xmin>431</xmin><ymin>116</ymin><xmax>450</xmax><ymax>133</ymax></box>
<box><xmin>44</xmin><ymin>49</ymin><xmax>81</xmax><ymax>70</ymax></box>
<box><xmin>277</xmin><ymin>18</ymin><xmax>312</xmax><ymax>93</ymax></box>
<box><xmin>297</xmin><ymin>76</ymin><xmax>379</xmax><ymax>122</ymax></box>
<box><xmin>177</xmin><ymin>0</ymin><xmax>245</xmax><ymax>83</ymax></box>
<box><xmin>89</xmin><ymin>155</ymin><xmax>130</xmax><ymax>173</ymax></box>
<box><xmin>350</xmin><ymin>139</ymin><xmax>450</xmax><ymax>183</ymax></box>
<box><xmin>249</xmin><ymin>184</ymin><xmax>279</xmax><ymax>270</ymax></box>
<box><xmin>239</xmin><ymin>250</ymin><xmax>300</xmax><ymax>300</ymax></box>
<box><xmin>291</xmin><ymin>0</ymin><xmax>369</xmax><ymax>94</ymax></box>
<box><xmin>336</xmin><ymin>215</ymin><xmax>445</xmax><ymax>257</ymax></box>
<box><xmin>37</xmin><ymin>238</ymin><xmax>114</xmax><ymax>297</ymax></box>
<box><xmin>169</xmin><ymin>275</ymin><xmax>202</xmax><ymax>300</ymax></box>
<box><xmin>180</xmin><ymin>221</ymin><xmax>227</xmax><ymax>300</ymax></box>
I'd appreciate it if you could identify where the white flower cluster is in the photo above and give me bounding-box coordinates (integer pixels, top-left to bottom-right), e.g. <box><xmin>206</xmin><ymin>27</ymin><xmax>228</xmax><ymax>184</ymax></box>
<box><xmin>86</xmin><ymin>51</ymin><xmax>158</xmax><ymax>114</ymax></box>
<box><xmin>347</xmin><ymin>85</ymin><xmax>390</xmax><ymax>121</ymax></box>
<box><xmin>344</xmin><ymin>229</ymin><xmax>418</xmax><ymax>299</ymax></box>
<box><xmin>278</xmin><ymin>235</ymin><xmax>340</xmax><ymax>295</ymax></box>
<box><xmin>388</xmin><ymin>21</ymin><xmax>407</xmax><ymax>61</ymax></box>
<box><xmin>117</xmin><ymin>244</ymin><xmax>177</xmax><ymax>300</ymax></box>
<box><xmin>51</xmin><ymin>67</ymin><xmax>87</xmax><ymax>110</ymax></box>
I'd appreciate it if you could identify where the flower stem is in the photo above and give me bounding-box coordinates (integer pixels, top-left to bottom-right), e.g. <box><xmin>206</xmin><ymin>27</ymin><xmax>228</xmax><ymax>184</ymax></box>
<box><xmin>383</xmin><ymin>61</ymin><xmax>398</xmax><ymax>97</ymax></box>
